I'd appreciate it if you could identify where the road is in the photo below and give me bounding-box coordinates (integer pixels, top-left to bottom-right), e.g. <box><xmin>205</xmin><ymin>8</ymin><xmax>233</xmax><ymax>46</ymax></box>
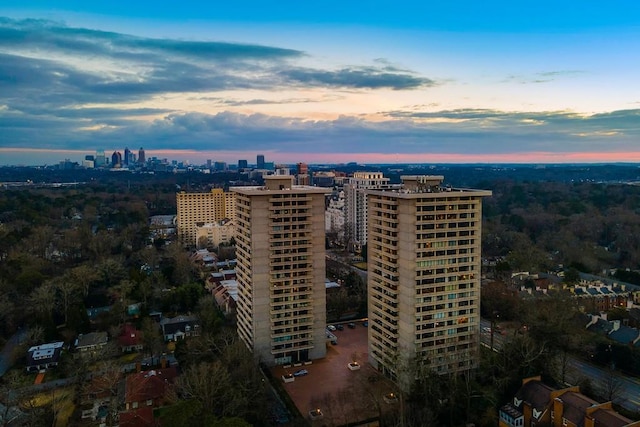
<box><xmin>479</xmin><ymin>319</ymin><xmax>640</xmax><ymax>413</ymax></box>
<box><xmin>0</xmin><ymin>328</ymin><xmax>27</xmax><ymax>377</ymax></box>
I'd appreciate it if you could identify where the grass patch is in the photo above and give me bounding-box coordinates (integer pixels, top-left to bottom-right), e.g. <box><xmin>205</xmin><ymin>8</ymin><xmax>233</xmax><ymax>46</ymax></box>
<box><xmin>25</xmin><ymin>386</ymin><xmax>75</xmax><ymax>427</ymax></box>
<box><xmin>118</xmin><ymin>352</ymin><xmax>140</xmax><ymax>363</ymax></box>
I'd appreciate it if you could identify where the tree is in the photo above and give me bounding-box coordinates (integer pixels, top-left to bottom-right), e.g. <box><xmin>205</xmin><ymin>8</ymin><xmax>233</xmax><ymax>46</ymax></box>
<box><xmin>140</xmin><ymin>317</ymin><xmax>163</xmax><ymax>356</ymax></box>
<box><xmin>28</xmin><ymin>281</ymin><xmax>56</xmax><ymax>327</ymax></box>
<box><xmin>563</xmin><ymin>267</ymin><xmax>580</xmax><ymax>285</ymax></box>
<box><xmin>602</xmin><ymin>367</ymin><xmax>624</xmax><ymax>402</ymax></box>
<box><xmin>54</xmin><ymin>276</ymin><xmax>81</xmax><ymax>325</ymax></box>
<box><xmin>69</xmin><ymin>264</ymin><xmax>100</xmax><ymax>298</ymax></box>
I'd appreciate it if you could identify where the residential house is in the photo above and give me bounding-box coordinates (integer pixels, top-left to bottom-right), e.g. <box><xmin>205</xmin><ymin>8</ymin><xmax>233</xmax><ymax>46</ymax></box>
<box><xmin>119</xmin><ymin>407</ymin><xmax>157</xmax><ymax>427</ymax></box>
<box><xmin>124</xmin><ymin>368</ymin><xmax>178</xmax><ymax>411</ymax></box>
<box><xmin>499</xmin><ymin>376</ymin><xmax>640</xmax><ymax>427</ymax></box>
<box><xmin>26</xmin><ymin>341</ymin><xmax>64</xmax><ymax>372</ymax></box>
<box><xmin>212</xmin><ymin>279</ymin><xmax>238</xmax><ymax>315</ymax></box>
<box><xmin>118</xmin><ymin>324</ymin><xmax>144</xmax><ymax>353</ymax></box>
<box><xmin>75</xmin><ymin>332</ymin><xmax>109</xmax><ymax>357</ymax></box>
<box><xmin>586</xmin><ymin>315</ymin><xmax>640</xmax><ymax>348</ymax></box>
<box><xmin>159</xmin><ymin>315</ymin><xmax>200</xmax><ymax>341</ymax></box>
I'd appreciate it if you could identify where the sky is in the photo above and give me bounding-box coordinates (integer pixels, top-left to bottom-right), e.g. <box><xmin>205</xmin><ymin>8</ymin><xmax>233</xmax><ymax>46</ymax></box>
<box><xmin>1</xmin><ymin>1</ymin><xmax>639</xmax><ymax>166</ymax></box>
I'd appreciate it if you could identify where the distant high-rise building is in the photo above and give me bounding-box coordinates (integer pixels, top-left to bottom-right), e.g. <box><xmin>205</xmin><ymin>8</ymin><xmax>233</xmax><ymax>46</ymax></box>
<box><xmin>124</xmin><ymin>147</ymin><xmax>132</xmax><ymax>166</ymax></box>
<box><xmin>176</xmin><ymin>189</ymin><xmax>236</xmax><ymax>244</ymax></box>
<box><xmin>214</xmin><ymin>161</ymin><xmax>227</xmax><ymax>171</ymax></box>
<box><xmin>344</xmin><ymin>172</ymin><xmax>390</xmax><ymax>252</ymax></box>
<box><xmin>257</xmin><ymin>154</ymin><xmax>265</xmax><ymax>169</ymax></box>
<box><xmin>207</xmin><ymin>159</ymin><xmax>212</xmax><ymax>169</ymax></box>
<box><xmin>138</xmin><ymin>147</ymin><xmax>146</xmax><ymax>164</ymax></box>
<box><xmin>111</xmin><ymin>151</ymin><xmax>122</xmax><ymax>167</ymax></box>
<box><xmin>296</xmin><ymin>162</ymin><xmax>308</xmax><ymax>175</ymax></box>
<box><xmin>238</xmin><ymin>159</ymin><xmax>248</xmax><ymax>169</ymax></box>
<box><xmin>366</xmin><ymin>175</ymin><xmax>491</xmax><ymax>390</ymax></box>
<box><xmin>232</xmin><ymin>176</ymin><xmax>330</xmax><ymax>366</ymax></box>
<box><xmin>95</xmin><ymin>150</ymin><xmax>106</xmax><ymax>167</ymax></box>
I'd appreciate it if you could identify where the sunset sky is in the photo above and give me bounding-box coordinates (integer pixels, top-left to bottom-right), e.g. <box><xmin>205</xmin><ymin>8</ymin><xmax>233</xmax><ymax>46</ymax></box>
<box><xmin>1</xmin><ymin>1</ymin><xmax>639</xmax><ymax>165</ymax></box>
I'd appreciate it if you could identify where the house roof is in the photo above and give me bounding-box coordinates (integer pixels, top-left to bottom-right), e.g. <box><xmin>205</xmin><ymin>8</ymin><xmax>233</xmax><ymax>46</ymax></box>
<box><xmin>76</xmin><ymin>332</ymin><xmax>108</xmax><ymax>349</ymax></box>
<box><xmin>125</xmin><ymin>368</ymin><xmax>177</xmax><ymax>403</ymax></box>
<box><xmin>589</xmin><ymin>408</ymin><xmax>634</xmax><ymax>427</ymax></box>
<box><xmin>558</xmin><ymin>391</ymin><xmax>598</xmax><ymax>427</ymax></box>
<box><xmin>609</xmin><ymin>326</ymin><xmax>639</xmax><ymax>346</ymax></box>
<box><xmin>86</xmin><ymin>306</ymin><xmax>111</xmax><ymax>319</ymax></box>
<box><xmin>26</xmin><ymin>342</ymin><xmax>64</xmax><ymax>367</ymax></box>
<box><xmin>515</xmin><ymin>380</ymin><xmax>554</xmax><ymax>411</ymax></box>
<box><xmin>160</xmin><ymin>315</ymin><xmax>198</xmax><ymax>335</ymax></box>
<box><xmin>119</xmin><ymin>407</ymin><xmax>156</xmax><ymax>427</ymax></box>
<box><xmin>587</xmin><ymin>318</ymin><xmax>612</xmax><ymax>334</ymax></box>
<box><xmin>119</xmin><ymin>324</ymin><xmax>143</xmax><ymax>347</ymax></box>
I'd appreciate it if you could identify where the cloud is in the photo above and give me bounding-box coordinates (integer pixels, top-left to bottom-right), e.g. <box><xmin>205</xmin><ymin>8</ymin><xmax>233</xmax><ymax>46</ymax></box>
<box><xmin>503</xmin><ymin>70</ymin><xmax>584</xmax><ymax>84</ymax></box>
<box><xmin>5</xmin><ymin>108</ymin><xmax>635</xmax><ymax>158</ymax></box>
<box><xmin>189</xmin><ymin>95</ymin><xmax>345</xmax><ymax>106</ymax></box>
<box><xmin>280</xmin><ymin>66</ymin><xmax>435</xmax><ymax>90</ymax></box>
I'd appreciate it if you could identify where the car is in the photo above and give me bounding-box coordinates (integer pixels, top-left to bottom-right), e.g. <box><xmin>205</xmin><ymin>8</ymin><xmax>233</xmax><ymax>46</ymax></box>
<box><xmin>362</xmin><ymin>321</ymin><xmax>368</xmax><ymax>327</ymax></box>
<box><xmin>327</xmin><ymin>325</ymin><xmax>336</xmax><ymax>331</ymax></box>
<box><xmin>348</xmin><ymin>322</ymin><xmax>356</xmax><ymax>329</ymax></box>
<box><xmin>335</xmin><ymin>324</ymin><xmax>344</xmax><ymax>331</ymax></box>
<box><xmin>293</xmin><ymin>369</ymin><xmax>308</xmax><ymax>377</ymax></box>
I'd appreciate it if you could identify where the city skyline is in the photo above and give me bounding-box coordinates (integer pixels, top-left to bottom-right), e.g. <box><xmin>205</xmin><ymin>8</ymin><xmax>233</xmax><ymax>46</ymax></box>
<box><xmin>1</xmin><ymin>1</ymin><xmax>639</xmax><ymax>165</ymax></box>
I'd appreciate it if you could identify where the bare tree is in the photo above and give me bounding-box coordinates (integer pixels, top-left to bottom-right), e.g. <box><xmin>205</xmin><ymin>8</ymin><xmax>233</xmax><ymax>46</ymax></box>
<box><xmin>28</xmin><ymin>281</ymin><xmax>56</xmax><ymax>325</ymax></box>
<box><xmin>54</xmin><ymin>276</ymin><xmax>81</xmax><ymax>325</ymax></box>
<box><xmin>602</xmin><ymin>367</ymin><xmax>624</xmax><ymax>402</ymax></box>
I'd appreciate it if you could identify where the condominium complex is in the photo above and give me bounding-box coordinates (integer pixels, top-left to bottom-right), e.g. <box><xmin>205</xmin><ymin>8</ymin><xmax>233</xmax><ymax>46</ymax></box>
<box><xmin>366</xmin><ymin>175</ymin><xmax>491</xmax><ymax>388</ymax></box>
<box><xmin>344</xmin><ymin>172</ymin><xmax>390</xmax><ymax>252</ymax></box>
<box><xmin>232</xmin><ymin>176</ymin><xmax>330</xmax><ymax>365</ymax></box>
<box><xmin>175</xmin><ymin>189</ymin><xmax>236</xmax><ymax>244</ymax></box>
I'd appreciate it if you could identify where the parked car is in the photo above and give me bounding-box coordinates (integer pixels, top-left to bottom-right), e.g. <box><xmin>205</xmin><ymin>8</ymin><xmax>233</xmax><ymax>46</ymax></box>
<box><xmin>362</xmin><ymin>321</ymin><xmax>368</xmax><ymax>327</ymax></box>
<box><xmin>327</xmin><ymin>325</ymin><xmax>336</xmax><ymax>331</ymax></box>
<box><xmin>348</xmin><ymin>322</ymin><xmax>356</xmax><ymax>329</ymax></box>
<box><xmin>293</xmin><ymin>369</ymin><xmax>308</xmax><ymax>377</ymax></box>
<box><xmin>335</xmin><ymin>324</ymin><xmax>344</xmax><ymax>331</ymax></box>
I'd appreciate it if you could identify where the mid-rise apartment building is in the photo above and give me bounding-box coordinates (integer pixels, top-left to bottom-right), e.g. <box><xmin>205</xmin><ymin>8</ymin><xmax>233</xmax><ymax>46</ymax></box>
<box><xmin>366</xmin><ymin>175</ymin><xmax>491</xmax><ymax>388</ymax></box>
<box><xmin>176</xmin><ymin>189</ymin><xmax>235</xmax><ymax>244</ymax></box>
<box><xmin>195</xmin><ymin>219</ymin><xmax>235</xmax><ymax>249</ymax></box>
<box><xmin>232</xmin><ymin>176</ymin><xmax>330</xmax><ymax>365</ymax></box>
<box><xmin>344</xmin><ymin>172</ymin><xmax>390</xmax><ymax>252</ymax></box>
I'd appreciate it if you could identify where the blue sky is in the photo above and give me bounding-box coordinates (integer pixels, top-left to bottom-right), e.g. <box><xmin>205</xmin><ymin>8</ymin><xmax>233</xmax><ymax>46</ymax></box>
<box><xmin>1</xmin><ymin>1</ymin><xmax>639</xmax><ymax>165</ymax></box>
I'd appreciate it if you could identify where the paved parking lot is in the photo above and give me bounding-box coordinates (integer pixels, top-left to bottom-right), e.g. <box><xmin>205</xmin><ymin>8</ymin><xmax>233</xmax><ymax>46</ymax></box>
<box><xmin>272</xmin><ymin>321</ymin><xmax>399</xmax><ymax>426</ymax></box>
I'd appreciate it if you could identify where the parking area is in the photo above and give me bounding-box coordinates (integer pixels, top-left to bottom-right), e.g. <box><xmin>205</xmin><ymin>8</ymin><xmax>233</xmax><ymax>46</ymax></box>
<box><xmin>271</xmin><ymin>321</ymin><xmax>400</xmax><ymax>426</ymax></box>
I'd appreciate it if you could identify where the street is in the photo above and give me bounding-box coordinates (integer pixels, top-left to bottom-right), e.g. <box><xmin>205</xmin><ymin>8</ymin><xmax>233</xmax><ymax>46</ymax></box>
<box><xmin>480</xmin><ymin>318</ymin><xmax>640</xmax><ymax>413</ymax></box>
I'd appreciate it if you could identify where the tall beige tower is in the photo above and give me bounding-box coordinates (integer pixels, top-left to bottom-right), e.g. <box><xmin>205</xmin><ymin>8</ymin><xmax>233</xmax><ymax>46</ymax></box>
<box><xmin>176</xmin><ymin>189</ymin><xmax>236</xmax><ymax>244</ymax></box>
<box><xmin>343</xmin><ymin>172</ymin><xmax>390</xmax><ymax>252</ymax></box>
<box><xmin>232</xmin><ymin>176</ymin><xmax>330</xmax><ymax>365</ymax></box>
<box><xmin>366</xmin><ymin>175</ymin><xmax>491</xmax><ymax>388</ymax></box>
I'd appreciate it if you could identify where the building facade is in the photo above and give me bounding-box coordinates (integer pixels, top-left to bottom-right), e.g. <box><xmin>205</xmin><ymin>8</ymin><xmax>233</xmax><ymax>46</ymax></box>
<box><xmin>195</xmin><ymin>219</ymin><xmax>235</xmax><ymax>249</ymax></box>
<box><xmin>232</xmin><ymin>176</ymin><xmax>330</xmax><ymax>366</ymax></box>
<box><xmin>344</xmin><ymin>172</ymin><xmax>390</xmax><ymax>252</ymax></box>
<box><xmin>366</xmin><ymin>175</ymin><xmax>491</xmax><ymax>388</ymax></box>
<box><xmin>176</xmin><ymin>189</ymin><xmax>236</xmax><ymax>244</ymax></box>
